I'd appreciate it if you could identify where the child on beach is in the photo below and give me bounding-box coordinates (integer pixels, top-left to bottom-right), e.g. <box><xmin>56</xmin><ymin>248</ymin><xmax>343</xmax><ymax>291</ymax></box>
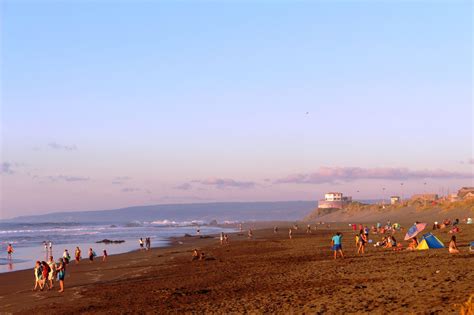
<box><xmin>56</xmin><ymin>258</ymin><xmax>66</xmax><ymax>293</ymax></box>
<box><xmin>103</xmin><ymin>249</ymin><xmax>108</xmax><ymax>262</ymax></box>
<box><xmin>139</xmin><ymin>238</ymin><xmax>144</xmax><ymax>249</ymax></box>
<box><xmin>33</xmin><ymin>261</ymin><xmax>43</xmax><ymax>291</ymax></box>
<box><xmin>449</xmin><ymin>236</ymin><xmax>460</xmax><ymax>254</ymax></box>
<box><xmin>407</xmin><ymin>237</ymin><xmax>418</xmax><ymax>250</ymax></box>
<box><xmin>7</xmin><ymin>243</ymin><xmax>14</xmax><ymax>260</ymax></box>
<box><xmin>331</xmin><ymin>232</ymin><xmax>344</xmax><ymax>259</ymax></box>
<box><xmin>248</xmin><ymin>229</ymin><xmax>253</xmax><ymax>239</ymax></box>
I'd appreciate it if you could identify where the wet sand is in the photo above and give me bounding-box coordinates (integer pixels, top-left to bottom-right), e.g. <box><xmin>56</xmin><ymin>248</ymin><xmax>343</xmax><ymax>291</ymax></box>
<box><xmin>0</xmin><ymin>222</ymin><xmax>473</xmax><ymax>314</ymax></box>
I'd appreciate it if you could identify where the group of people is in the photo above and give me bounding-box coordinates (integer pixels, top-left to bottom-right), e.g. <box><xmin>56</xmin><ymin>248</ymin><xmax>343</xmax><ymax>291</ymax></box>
<box><xmin>219</xmin><ymin>232</ymin><xmax>230</xmax><ymax>245</ymax></box>
<box><xmin>28</xmin><ymin>244</ymin><xmax>107</xmax><ymax>294</ymax></box>
<box><xmin>139</xmin><ymin>237</ymin><xmax>151</xmax><ymax>250</ymax></box>
<box><xmin>72</xmin><ymin>247</ymin><xmax>107</xmax><ymax>263</ymax></box>
<box><xmin>33</xmin><ymin>255</ymin><xmax>66</xmax><ymax>293</ymax></box>
<box><xmin>329</xmin><ymin>219</ymin><xmax>469</xmax><ymax>259</ymax></box>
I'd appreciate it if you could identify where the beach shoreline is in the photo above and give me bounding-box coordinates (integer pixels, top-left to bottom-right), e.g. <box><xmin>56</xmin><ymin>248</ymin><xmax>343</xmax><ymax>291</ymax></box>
<box><xmin>0</xmin><ymin>221</ymin><xmax>473</xmax><ymax>314</ymax></box>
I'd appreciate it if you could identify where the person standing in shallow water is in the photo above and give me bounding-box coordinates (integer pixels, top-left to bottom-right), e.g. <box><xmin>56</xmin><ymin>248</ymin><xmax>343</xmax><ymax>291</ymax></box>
<box><xmin>331</xmin><ymin>232</ymin><xmax>344</xmax><ymax>259</ymax></box>
<box><xmin>145</xmin><ymin>237</ymin><xmax>151</xmax><ymax>250</ymax></box>
<box><xmin>7</xmin><ymin>243</ymin><xmax>14</xmax><ymax>260</ymax></box>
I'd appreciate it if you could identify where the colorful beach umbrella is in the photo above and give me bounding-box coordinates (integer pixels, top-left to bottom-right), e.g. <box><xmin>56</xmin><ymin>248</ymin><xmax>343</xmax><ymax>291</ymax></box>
<box><xmin>404</xmin><ymin>223</ymin><xmax>427</xmax><ymax>240</ymax></box>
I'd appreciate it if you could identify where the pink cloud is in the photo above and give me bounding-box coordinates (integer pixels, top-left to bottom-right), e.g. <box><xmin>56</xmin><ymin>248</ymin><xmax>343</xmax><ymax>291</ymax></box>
<box><xmin>191</xmin><ymin>178</ymin><xmax>256</xmax><ymax>189</ymax></box>
<box><xmin>275</xmin><ymin>167</ymin><xmax>473</xmax><ymax>184</ymax></box>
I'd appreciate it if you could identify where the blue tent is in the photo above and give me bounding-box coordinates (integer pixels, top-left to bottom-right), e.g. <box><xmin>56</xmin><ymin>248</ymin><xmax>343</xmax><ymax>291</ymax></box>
<box><xmin>417</xmin><ymin>232</ymin><xmax>444</xmax><ymax>250</ymax></box>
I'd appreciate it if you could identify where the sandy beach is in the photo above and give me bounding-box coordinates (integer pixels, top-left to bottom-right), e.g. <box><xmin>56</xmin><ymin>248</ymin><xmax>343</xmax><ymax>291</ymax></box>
<box><xmin>0</xmin><ymin>220</ymin><xmax>473</xmax><ymax>314</ymax></box>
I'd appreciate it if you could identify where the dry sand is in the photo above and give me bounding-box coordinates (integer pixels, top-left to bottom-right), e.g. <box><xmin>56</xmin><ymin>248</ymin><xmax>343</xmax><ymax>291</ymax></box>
<box><xmin>0</xmin><ymin>222</ymin><xmax>473</xmax><ymax>314</ymax></box>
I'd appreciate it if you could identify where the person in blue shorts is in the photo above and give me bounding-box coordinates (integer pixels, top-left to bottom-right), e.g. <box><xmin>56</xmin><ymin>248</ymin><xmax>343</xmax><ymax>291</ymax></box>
<box><xmin>331</xmin><ymin>232</ymin><xmax>344</xmax><ymax>259</ymax></box>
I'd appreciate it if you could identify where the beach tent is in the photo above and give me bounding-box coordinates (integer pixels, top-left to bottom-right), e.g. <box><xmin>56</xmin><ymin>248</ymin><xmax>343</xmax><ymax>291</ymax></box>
<box><xmin>416</xmin><ymin>233</ymin><xmax>445</xmax><ymax>250</ymax></box>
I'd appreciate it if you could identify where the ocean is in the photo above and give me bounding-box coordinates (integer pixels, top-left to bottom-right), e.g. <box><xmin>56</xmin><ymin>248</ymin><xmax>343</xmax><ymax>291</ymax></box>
<box><xmin>0</xmin><ymin>221</ymin><xmax>235</xmax><ymax>273</ymax></box>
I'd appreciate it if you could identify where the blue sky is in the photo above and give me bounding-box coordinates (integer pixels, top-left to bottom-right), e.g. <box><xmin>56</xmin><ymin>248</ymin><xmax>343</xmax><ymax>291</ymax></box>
<box><xmin>1</xmin><ymin>0</ymin><xmax>472</xmax><ymax>217</ymax></box>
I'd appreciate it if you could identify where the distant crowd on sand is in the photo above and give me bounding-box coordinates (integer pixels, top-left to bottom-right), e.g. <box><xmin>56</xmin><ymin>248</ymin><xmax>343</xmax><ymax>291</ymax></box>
<box><xmin>329</xmin><ymin>217</ymin><xmax>472</xmax><ymax>259</ymax></box>
<box><xmin>190</xmin><ymin>217</ymin><xmax>473</xmax><ymax>262</ymax></box>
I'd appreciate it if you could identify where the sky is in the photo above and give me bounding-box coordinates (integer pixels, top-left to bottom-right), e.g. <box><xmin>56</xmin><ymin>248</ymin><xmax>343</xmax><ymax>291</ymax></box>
<box><xmin>0</xmin><ymin>0</ymin><xmax>473</xmax><ymax>218</ymax></box>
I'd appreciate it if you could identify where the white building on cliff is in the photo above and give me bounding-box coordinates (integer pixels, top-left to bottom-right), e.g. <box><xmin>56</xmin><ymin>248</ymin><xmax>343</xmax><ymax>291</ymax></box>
<box><xmin>318</xmin><ymin>192</ymin><xmax>352</xmax><ymax>209</ymax></box>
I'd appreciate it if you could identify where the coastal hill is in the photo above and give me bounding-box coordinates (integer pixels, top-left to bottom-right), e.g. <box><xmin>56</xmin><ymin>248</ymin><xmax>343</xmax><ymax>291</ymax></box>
<box><xmin>4</xmin><ymin>201</ymin><xmax>317</xmax><ymax>224</ymax></box>
<box><xmin>304</xmin><ymin>199</ymin><xmax>474</xmax><ymax>224</ymax></box>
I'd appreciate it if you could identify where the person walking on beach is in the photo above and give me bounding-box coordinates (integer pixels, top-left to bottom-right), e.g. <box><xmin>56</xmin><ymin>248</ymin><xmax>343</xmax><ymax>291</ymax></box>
<box><xmin>331</xmin><ymin>232</ymin><xmax>344</xmax><ymax>259</ymax></box>
<box><xmin>306</xmin><ymin>224</ymin><xmax>312</xmax><ymax>234</ymax></box>
<box><xmin>63</xmin><ymin>249</ymin><xmax>71</xmax><ymax>264</ymax></box>
<box><xmin>75</xmin><ymin>247</ymin><xmax>81</xmax><ymax>263</ymax></box>
<box><xmin>41</xmin><ymin>261</ymin><xmax>51</xmax><ymax>290</ymax></box>
<box><xmin>33</xmin><ymin>261</ymin><xmax>43</xmax><ymax>291</ymax></box>
<box><xmin>139</xmin><ymin>238</ymin><xmax>144</xmax><ymax>250</ymax></box>
<box><xmin>47</xmin><ymin>256</ymin><xmax>56</xmax><ymax>290</ymax></box>
<box><xmin>248</xmin><ymin>229</ymin><xmax>253</xmax><ymax>239</ymax></box>
<box><xmin>289</xmin><ymin>228</ymin><xmax>293</xmax><ymax>239</ymax></box>
<box><xmin>220</xmin><ymin>232</ymin><xmax>224</xmax><ymax>245</ymax></box>
<box><xmin>7</xmin><ymin>243</ymin><xmax>14</xmax><ymax>260</ymax></box>
<box><xmin>103</xmin><ymin>249</ymin><xmax>108</xmax><ymax>262</ymax></box>
<box><xmin>274</xmin><ymin>226</ymin><xmax>278</xmax><ymax>234</ymax></box>
<box><xmin>145</xmin><ymin>237</ymin><xmax>151</xmax><ymax>250</ymax></box>
<box><xmin>224</xmin><ymin>234</ymin><xmax>229</xmax><ymax>244</ymax></box>
<box><xmin>449</xmin><ymin>235</ymin><xmax>460</xmax><ymax>254</ymax></box>
<box><xmin>357</xmin><ymin>229</ymin><xmax>368</xmax><ymax>255</ymax></box>
<box><xmin>88</xmin><ymin>248</ymin><xmax>96</xmax><ymax>262</ymax></box>
<box><xmin>48</xmin><ymin>241</ymin><xmax>53</xmax><ymax>257</ymax></box>
<box><xmin>56</xmin><ymin>258</ymin><xmax>66</xmax><ymax>293</ymax></box>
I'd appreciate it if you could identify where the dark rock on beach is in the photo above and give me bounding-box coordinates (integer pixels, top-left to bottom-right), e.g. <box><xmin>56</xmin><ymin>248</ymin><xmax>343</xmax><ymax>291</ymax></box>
<box><xmin>96</xmin><ymin>239</ymin><xmax>125</xmax><ymax>244</ymax></box>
